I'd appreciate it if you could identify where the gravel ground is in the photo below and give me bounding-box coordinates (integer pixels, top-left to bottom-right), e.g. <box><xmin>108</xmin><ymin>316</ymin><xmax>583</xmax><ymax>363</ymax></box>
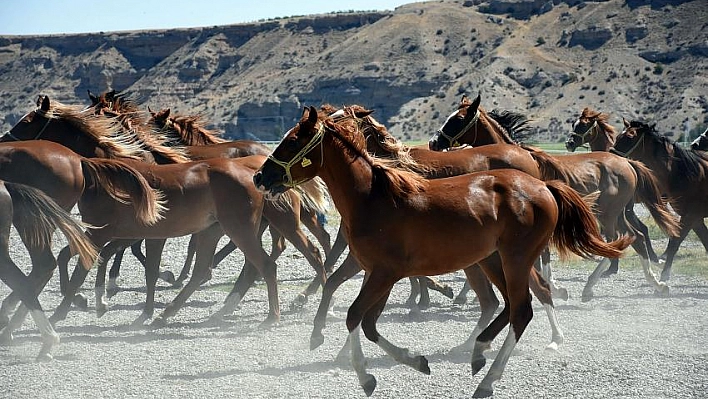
<box><xmin>1</xmin><ymin>219</ymin><xmax>708</xmax><ymax>399</ymax></box>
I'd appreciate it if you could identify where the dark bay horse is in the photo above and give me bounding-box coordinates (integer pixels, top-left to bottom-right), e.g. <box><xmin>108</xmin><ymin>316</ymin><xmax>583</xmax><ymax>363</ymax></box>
<box><xmin>566</xmin><ymin>107</ymin><xmax>708</xmax><ymax>260</ymax></box>
<box><xmin>612</xmin><ymin>119</ymin><xmax>708</xmax><ymax>281</ymax></box>
<box><xmin>253</xmin><ymin>106</ymin><xmax>631</xmax><ymax>398</ymax></box>
<box><xmin>0</xmin><ymin>181</ymin><xmax>98</xmax><ymax>360</ymax></box>
<box><xmin>6</xmin><ymin>95</ymin><xmax>328</xmax><ymax>326</ymax></box>
<box><xmin>309</xmin><ymin>104</ymin><xmax>569</xmax><ymax>353</ymax></box>
<box><xmin>428</xmin><ymin>95</ymin><xmax>679</xmax><ymax>300</ymax></box>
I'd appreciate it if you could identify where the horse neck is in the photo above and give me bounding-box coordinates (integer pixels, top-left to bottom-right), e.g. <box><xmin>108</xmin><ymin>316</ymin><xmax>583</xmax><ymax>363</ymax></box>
<box><xmin>467</xmin><ymin>114</ymin><xmax>514</xmax><ymax>146</ymax></box>
<box><xmin>590</xmin><ymin>125</ymin><xmax>614</xmax><ymax>152</ymax></box>
<box><xmin>629</xmin><ymin>139</ymin><xmax>673</xmax><ymax>188</ymax></box>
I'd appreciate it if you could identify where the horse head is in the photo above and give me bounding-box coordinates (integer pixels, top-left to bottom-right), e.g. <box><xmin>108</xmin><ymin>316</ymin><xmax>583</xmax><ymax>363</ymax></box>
<box><xmin>428</xmin><ymin>94</ymin><xmax>481</xmax><ymax>151</ymax></box>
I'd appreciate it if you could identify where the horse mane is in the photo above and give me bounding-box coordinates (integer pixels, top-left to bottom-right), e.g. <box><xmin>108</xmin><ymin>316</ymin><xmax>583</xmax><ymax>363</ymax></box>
<box><xmin>581</xmin><ymin>107</ymin><xmax>616</xmax><ymax>146</ymax></box>
<box><xmin>163</xmin><ymin>113</ymin><xmax>227</xmax><ymax>146</ymax></box>
<box><xmin>321</xmin><ymin>109</ymin><xmax>427</xmax><ymax>203</ymax></box>
<box><xmin>43</xmin><ymin>99</ymin><xmax>146</xmax><ymax>160</ymax></box>
<box><xmin>487</xmin><ymin>109</ymin><xmax>532</xmax><ymax>143</ymax></box>
<box><xmin>637</xmin><ymin>121</ymin><xmax>707</xmax><ymax>182</ymax></box>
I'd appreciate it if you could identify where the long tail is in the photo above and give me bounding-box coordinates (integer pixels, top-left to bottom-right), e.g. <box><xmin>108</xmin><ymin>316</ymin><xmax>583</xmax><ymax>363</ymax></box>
<box><xmin>628</xmin><ymin>159</ymin><xmax>680</xmax><ymax>237</ymax></box>
<box><xmin>546</xmin><ymin>180</ymin><xmax>634</xmax><ymax>259</ymax></box>
<box><xmin>7</xmin><ymin>182</ymin><xmax>99</xmax><ymax>270</ymax></box>
<box><xmin>81</xmin><ymin>158</ymin><xmax>166</xmax><ymax>225</ymax></box>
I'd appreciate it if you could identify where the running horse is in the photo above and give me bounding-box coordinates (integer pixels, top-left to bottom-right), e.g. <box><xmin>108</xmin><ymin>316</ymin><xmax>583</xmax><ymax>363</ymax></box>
<box><xmin>566</xmin><ymin>107</ymin><xmax>708</xmax><ymax>261</ymax></box>
<box><xmin>428</xmin><ymin>95</ymin><xmax>679</xmax><ymax>300</ymax></box>
<box><xmin>253</xmin><ymin>106</ymin><xmax>631</xmax><ymax>398</ymax></box>
<box><xmin>612</xmin><ymin>119</ymin><xmax>708</xmax><ymax>281</ymax></box>
<box><xmin>6</xmin><ymin>95</ymin><xmax>328</xmax><ymax>326</ymax></box>
<box><xmin>309</xmin><ymin>104</ymin><xmax>570</xmax><ymax>354</ymax></box>
<box><xmin>0</xmin><ymin>181</ymin><xmax>98</xmax><ymax>360</ymax></box>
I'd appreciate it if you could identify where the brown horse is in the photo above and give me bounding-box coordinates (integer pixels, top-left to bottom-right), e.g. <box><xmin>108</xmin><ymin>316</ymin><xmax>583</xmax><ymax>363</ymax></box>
<box><xmin>612</xmin><ymin>119</ymin><xmax>708</xmax><ymax>281</ymax></box>
<box><xmin>428</xmin><ymin>95</ymin><xmax>679</xmax><ymax>300</ymax></box>
<box><xmin>253</xmin><ymin>106</ymin><xmax>631</xmax><ymax>398</ymax></box>
<box><xmin>0</xmin><ymin>139</ymin><xmax>165</xmax><ymax>338</ymax></box>
<box><xmin>0</xmin><ymin>181</ymin><xmax>98</xmax><ymax>360</ymax></box>
<box><xmin>566</xmin><ymin>107</ymin><xmax>708</xmax><ymax>261</ymax></box>
<box><xmin>6</xmin><ymin>95</ymin><xmax>328</xmax><ymax>326</ymax></box>
<box><xmin>309</xmin><ymin>104</ymin><xmax>570</xmax><ymax>353</ymax></box>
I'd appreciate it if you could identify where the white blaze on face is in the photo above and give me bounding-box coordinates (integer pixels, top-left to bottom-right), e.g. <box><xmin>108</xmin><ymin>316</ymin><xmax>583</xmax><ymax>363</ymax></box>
<box><xmin>572</xmin><ymin>118</ymin><xmax>580</xmax><ymax>131</ymax></box>
<box><xmin>282</xmin><ymin>127</ymin><xmax>294</xmax><ymax>139</ymax></box>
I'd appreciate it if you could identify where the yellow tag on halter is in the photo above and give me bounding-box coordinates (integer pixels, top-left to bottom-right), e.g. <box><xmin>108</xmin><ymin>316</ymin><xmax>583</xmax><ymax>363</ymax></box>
<box><xmin>452</xmin><ymin>141</ymin><xmax>460</xmax><ymax>147</ymax></box>
<box><xmin>301</xmin><ymin>157</ymin><xmax>312</xmax><ymax>167</ymax></box>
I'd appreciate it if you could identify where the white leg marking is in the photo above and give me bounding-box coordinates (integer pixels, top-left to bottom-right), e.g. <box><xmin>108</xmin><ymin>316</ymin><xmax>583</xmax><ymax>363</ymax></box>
<box><xmin>543</xmin><ymin>303</ymin><xmax>564</xmax><ymax>351</ymax></box>
<box><xmin>473</xmin><ymin>326</ymin><xmax>519</xmax><ymax>398</ymax></box>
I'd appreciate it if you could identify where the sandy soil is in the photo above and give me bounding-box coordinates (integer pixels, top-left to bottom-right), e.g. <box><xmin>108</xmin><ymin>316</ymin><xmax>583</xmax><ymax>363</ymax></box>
<box><xmin>1</xmin><ymin>222</ymin><xmax>707</xmax><ymax>399</ymax></box>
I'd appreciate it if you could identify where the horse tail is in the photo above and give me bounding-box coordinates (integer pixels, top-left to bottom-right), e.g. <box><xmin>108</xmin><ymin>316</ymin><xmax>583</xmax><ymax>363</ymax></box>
<box><xmin>525</xmin><ymin>146</ymin><xmax>574</xmax><ymax>183</ymax></box>
<box><xmin>628</xmin><ymin>159</ymin><xmax>680</xmax><ymax>237</ymax></box>
<box><xmin>546</xmin><ymin>180</ymin><xmax>634</xmax><ymax>260</ymax></box>
<box><xmin>80</xmin><ymin>158</ymin><xmax>166</xmax><ymax>226</ymax></box>
<box><xmin>295</xmin><ymin>177</ymin><xmax>330</xmax><ymax>215</ymax></box>
<box><xmin>6</xmin><ymin>182</ymin><xmax>99</xmax><ymax>270</ymax></box>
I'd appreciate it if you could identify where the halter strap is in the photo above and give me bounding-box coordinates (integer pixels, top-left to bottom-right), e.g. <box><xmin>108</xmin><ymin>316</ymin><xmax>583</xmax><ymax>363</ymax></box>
<box><xmin>2</xmin><ymin>108</ymin><xmax>52</xmax><ymax>141</ymax></box>
<box><xmin>267</xmin><ymin>123</ymin><xmax>326</xmax><ymax>188</ymax></box>
<box><xmin>611</xmin><ymin>129</ymin><xmax>645</xmax><ymax>158</ymax></box>
<box><xmin>437</xmin><ymin>110</ymin><xmax>480</xmax><ymax>148</ymax></box>
<box><xmin>569</xmin><ymin>121</ymin><xmax>598</xmax><ymax>147</ymax></box>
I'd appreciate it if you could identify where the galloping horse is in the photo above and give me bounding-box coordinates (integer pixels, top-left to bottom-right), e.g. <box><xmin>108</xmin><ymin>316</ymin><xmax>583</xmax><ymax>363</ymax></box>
<box><xmin>0</xmin><ymin>139</ymin><xmax>166</xmax><ymax>338</ymax></box>
<box><xmin>0</xmin><ymin>181</ymin><xmax>98</xmax><ymax>360</ymax></box>
<box><xmin>253</xmin><ymin>106</ymin><xmax>631</xmax><ymax>398</ymax></box>
<box><xmin>566</xmin><ymin>107</ymin><xmax>708</xmax><ymax>261</ymax></box>
<box><xmin>309</xmin><ymin>104</ymin><xmax>570</xmax><ymax>353</ymax></box>
<box><xmin>428</xmin><ymin>95</ymin><xmax>679</xmax><ymax>300</ymax></box>
<box><xmin>612</xmin><ymin>120</ymin><xmax>708</xmax><ymax>281</ymax></box>
<box><xmin>7</xmin><ymin>95</ymin><xmax>328</xmax><ymax>326</ymax></box>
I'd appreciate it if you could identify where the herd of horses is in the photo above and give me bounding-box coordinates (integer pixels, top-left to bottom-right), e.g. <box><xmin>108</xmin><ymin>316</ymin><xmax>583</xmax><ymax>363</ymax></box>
<box><xmin>1</xmin><ymin>89</ymin><xmax>706</xmax><ymax>397</ymax></box>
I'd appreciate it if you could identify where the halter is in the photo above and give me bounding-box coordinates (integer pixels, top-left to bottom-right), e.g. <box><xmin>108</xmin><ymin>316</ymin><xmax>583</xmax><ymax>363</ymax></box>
<box><xmin>267</xmin><ymin>122</ymin><xmax>326</xmax><ymax>188</ymax></box>
<box><xmin>2</xmin><ymin>108</ymin><xmax>53</xmax><ymax>141</ymax></box>
<box><xmin>611</xmin><ymin>128</ymin><xmax>645</xmax><ymax>158</ymax></box>
<box><xmin>568</xmin><ymin>120</ymin><xmax>598</xmax><ymax>148</ymax></box>
<box><xmin>436</xmin><ymin>110</ymin><xmax>480</xmax><ymax>148</ymax></box>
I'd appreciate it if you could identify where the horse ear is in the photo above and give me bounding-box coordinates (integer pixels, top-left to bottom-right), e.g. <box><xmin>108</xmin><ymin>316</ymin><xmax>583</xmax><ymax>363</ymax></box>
<box><xmin>650</xmin><ymin>123</ymin><xmax>657</xmax><ymax>131</ymax></box>
<box><xmin>622</xmin><ymin>118</ymin><xmax>630</xmax><ymax>128</ymax></box>
<box><xmin>147</xmin><ymin>106</ymin><xmax>153</xmax><ymax>114</ymax></box>
<box><xmin>307</xmin><ymin>105</ymin><xmax>319</xmax><ymax>125</ymax></box>
<box><xmin>353</xmin><ymin>108</ymin><xmax>374</xmax><ymax>118</ymax></box>
<box><xmin>460</xmin><ymin>95</ymin><xmax>470</xmax><ymax>106</ymax></box>
<box><xmin>40</xmin><ymin>95</ymin><xmax>50</xmax><ymax>112</ymax></box>
<box><xmin>470</xmin><ymin>93</ymin><xmax>482</xmax><ymax>111</ymax></box>
<box><xmin>88</xmin><ymin>90</ymin><xmax>98</xmax><ymax>103</ymax></box>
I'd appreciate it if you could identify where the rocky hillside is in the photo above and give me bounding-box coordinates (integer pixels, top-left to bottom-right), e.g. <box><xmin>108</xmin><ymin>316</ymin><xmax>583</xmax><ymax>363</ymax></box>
<box><xmin>0</xmin><ymin>0</ymin><xmax>706</xmax><ymax>143</ymax></box>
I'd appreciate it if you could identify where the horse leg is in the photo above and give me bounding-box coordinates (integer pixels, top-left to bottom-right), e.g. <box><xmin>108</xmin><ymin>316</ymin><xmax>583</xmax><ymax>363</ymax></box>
<box><xmin>450</xmin><ymin>264</ymin><xmax>500</xmax><ymax>353</ymax></box>
<box><xmin>528</xmin><ymin>268</ymin><xmax>564</xmax><ymax>351</ymax></box>
<box><xmin>625</xmin><ymin>205</ymin><xmax>660</xmax><ymax>263</ymax></box>
<box><xmin>581</xmin><ymin>258</ymin><xmax>612</xmax><ymax>302</ymax></box>
<box><xmin>423</xmin><ymin>276</ymin><xmax>454</xmax><ymax>299</ymax></box>
<box><xmin>95</xmin><ymin>240</ymin><xmax>135</xmax><ymax>318</ymax></box>
<box><xmin>212</xmin><ymin>240</ymin><xmax>237</xmax><ymax>268</ymax></box>
<box><xmin>691</xmin><ymin>220</ymin><xmax>708</xmax><ymax>255</ymax></box>
<box><xmin>175</xmin><ymin>234</ymin><xmax>197</xmax><ymax>286</ymax></box>
<box><xmin>454</xmin><ymin>281</ymin><xmax>472</xmax><ymax>305</ymax></box>
<box><xmin>300</xmin><ymin>207</ymin><xmax>332</xmax><ymax>254</ymax></box>
<box><xmin>472</xmin><ymin>253</ymin><xmax>535</xmax><ymax>398</ymax></box>
<box><xmin>537</xmin><ymin>249</ymin><xmax>568</xmax><ymax>300</ymax></box>
<box><xmin>323</xmin><ymin>225</ymin><xmax>348</xmax><ymax>275</ymax></box>
<box><xmin>405</xmin><ymin>277</ymin><xmax>421</xmax><ymax>308</ymax></box>
<box><xmin>310</xmin><ymin>253</ymin><xmax>362</xmax><ymax>350</ymax></box>
<box><xmin>152</xmin><ymin>226</ymin><xmax>221</xmax><ymax>327</ymax></box>
<box><xmin>135</xmin><ymin>239</ymin><xmax>167</xmax><ymax>325</ymax></box>
<box><xmin>57</xmin><ymin>244</ymin><xmax>73</xmax><ymax>296</ymax></box>
<box><xmin>660</xmin><ymin>220</ymin><xmax>693</xmax><ymax>282</ymax></box>
<box><xmin>107</xmin><ymin>246</ymin><xmax>127</xmax><ymax>298</ymax></box>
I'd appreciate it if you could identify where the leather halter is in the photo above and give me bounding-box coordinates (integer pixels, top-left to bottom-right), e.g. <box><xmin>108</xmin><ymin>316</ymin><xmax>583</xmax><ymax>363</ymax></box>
<box><xmin>267</xmin><ymin>123</ymin><xmax>326</xmax><ymax>188</ymax></box>
<box><xmin>436</xmin><ymin>110</ymin><xmax>480</xmax><ymax>148</ymax></box>
<box><xmin>2</xmin><ymin>108</ymin><xmax>52</xmax><ymax>141</ymax></box>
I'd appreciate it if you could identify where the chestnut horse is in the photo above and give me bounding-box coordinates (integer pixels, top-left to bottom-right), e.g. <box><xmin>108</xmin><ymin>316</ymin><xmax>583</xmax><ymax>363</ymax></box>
<box><xmin>428</xmin><ymin>95</ymin><xmax>679</xmax><ymax>300</ymax></box>
<box><xmin>0</xmin><ymin>181</ymin><xmax>98</xmax><ymax>360</ymax></box>
<box><xmin>612</xmin><ymin>120</ymin><xmax>708</xmax><ymax>281</ymax></box>
<box><xmin>253</xmin><ymin>106</ymin><xmax>630</xmax><ymax>398</ymax></box>
<box><xmin>309</xmin><ymin>104</ymin><xmax>569</xmax><ymax>353</ymax></box>
<box><xmin>6</xmin><ymin>95</ymin><xmax>327</xmax><ymax>327</ymax></box>
<box><xmin>566</xmin><ymin>107</ymin><xmax>708</xmax><ymax>261</ymax></box>
<box><xmin>0</xmin><ymin>139</ymin><xmax>165</xmax><ymax>338</ymax></box>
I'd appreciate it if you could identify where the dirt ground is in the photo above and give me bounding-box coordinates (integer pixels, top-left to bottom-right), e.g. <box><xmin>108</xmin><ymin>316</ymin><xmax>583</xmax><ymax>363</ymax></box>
<box><xmin>1</xmin><ymin>222</ymin><xmax>707</xmax><ymax>399</ymax></box>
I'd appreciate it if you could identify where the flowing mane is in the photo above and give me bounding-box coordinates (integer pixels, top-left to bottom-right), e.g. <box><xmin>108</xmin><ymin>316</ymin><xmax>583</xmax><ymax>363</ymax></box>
<box><xmin>159</xmin><ymin>113</ymin><xmax>228</xmax><ymax>146</ymax></box>
<box><xmin>580</xmin><ymin>107</ymin><xmax>616</xmax><ymax>146</ymax></box>
<box><xmin>635</xmin><ymin>121</ymin><xmax>707</xmax><ymax>182</ymax></box>
<box><xmin>486</xmin><ymin>109</ymin><xmax>532</xmax><ymax>143</ymax></box>
<box><xmin>322</xmin><ymin>109</ymin><xmax>427</xmax><ymax>201</ymax></box>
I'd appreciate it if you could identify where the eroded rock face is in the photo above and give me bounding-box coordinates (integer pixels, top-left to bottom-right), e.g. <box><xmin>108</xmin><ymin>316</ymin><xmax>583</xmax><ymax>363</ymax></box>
<box><xmin>568</xmin><ymin>25</ymin><xmax>613</xmax><ymax>50</ymax></box>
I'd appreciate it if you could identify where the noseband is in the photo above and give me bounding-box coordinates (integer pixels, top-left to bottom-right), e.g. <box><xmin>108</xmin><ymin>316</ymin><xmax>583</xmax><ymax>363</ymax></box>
<box><xmin>568</xmin><ymin>120</ymin><xmax>598</xmax><ymax>148</ymax></box>
<box><xmin>436</xmin><ymin>110</ymin><xmax>480</xmax><ymax>148</ymax></box>
<box><xmin>267</xmin><ymin>123</ymin><xmax>326</xmax><ymax>188</ymax></box>
<box><xmin>2</xmin><ymin>108</ymin><xmax>52</xmax><ymax>141</ymax></box>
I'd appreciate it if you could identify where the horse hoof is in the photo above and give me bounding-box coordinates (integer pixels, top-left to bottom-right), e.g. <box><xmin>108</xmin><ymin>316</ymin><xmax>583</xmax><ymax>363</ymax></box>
<box><xmin>310</xmin><ymin>332</ymin><xmax>325</xmax><ymax>351</ymax></box>
<box><xmin>258</xmin><ymin>316</ymin><xmax>279</xmax><ymax>329</ymax></box>
<box><xmin>96</xmin><ymin>303</ymin><xmax>109</xmax><ymax>318</ymax></box>
<box><xmin>106</xmin><ymin>287</ymin><xmax>119</xmax><ymax>299</ymax></box>
<box><xmin>290</xmin><ymin>294</ymin><xmax>307</xmax><ymax>310</ymax></box>
<box><xmin>453</xmin><ymin>295</ymin><xmax>467</xmax><ymax>305</ymax></box>
<box><xmin>471</xmin><ymin>357</ymin><xmax>486</xmax><ymax>375</ymax></box>
<box><xmin>659</xmin><ymin>273</ymin><xmax>671</xmax><ymax>283</ymax></box>
<box><xmin>416</xmin><ymin>355</ymin><xmax>430</xmax><ymax>374</ymax></box>
<box><xmin>655</xmin><ymin>284</ymin><xmax>670</xmax><ymax>297</ymax></box>
<box><xmin>73</xmin><ymin>294</ymin><xmax>88</xmax><ymax>310</ymax></box>
<box><xmin>472</xmin><ymin>386</ymin><xmax>493</xmax><ymax>398</ymax></box>
<box><xmin>35</xmin><ymin>352</ymin><xmax>53</xmax><ymax>362</ymax></box>
<box><xmin>361</xmin><ymin>374</ymin><xmax>377</xmax><ymax>397</ymax></box>
<box><xmin>441</xmin><ymin>286</ymin><xmax>454</xmax><ymax>299</ymax></box>
<box><xmin>581</xmin><ymin>289</ymin><xmax>593</xmax><ymax>303</ymax></box>
<box><xmin>545</xmin><ymin>342</ymin><xmax>560</xmax><ymax>352</ymax></box>
<box><xmin>150</xmin><ymin>317</ymin><xmax>167</xmax><ymax>329</ymax></box>
<box><xmin>159</xmin><ymin>270</ymin><xmax>176</xmax><ymax>285</ymax></box>
<box><xmin>417</xmin><ymin>300</ymin><xmax>430</xmax><ymax>310</ymax></box>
